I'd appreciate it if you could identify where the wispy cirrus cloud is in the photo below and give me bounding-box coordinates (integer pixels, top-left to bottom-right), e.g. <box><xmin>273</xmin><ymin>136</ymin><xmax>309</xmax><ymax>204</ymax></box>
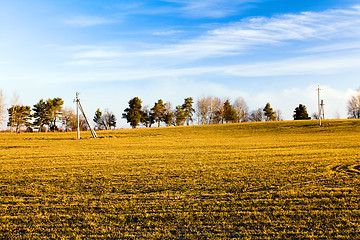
<box><xmin>136</xmin><ymin>5</ymin><xmax>360</xmax><ymax>60</ymax></box>
<box><xmin>62</xmin><ymin>49</ymin><xmax>360</xmax><ymax>82</ymax></box>
<box><xmin>304</xmin><ymin>41</ymin><xmax>360</xmax><ymax>53</ymax></box>
<box><xmin>72</xmin><ymin>50</ymin><xmax>121</xmax><ymax>59</ymax></box>
<box><xmin>161</xmin><ymin>0</ymin><xmax>260</xmax><ymax>18</ymax></box>
<box><xmin>217</xmin><ymin>51</ymin><xmax>360</xmax><ymax>77</ymax></box>
<box><xmin>63</xmin><ymin>16</ymin><xmax>118</xmax><ymax>27</ymax></box>
<box><xmin>152</xmin><ymin>30</ymin><xmax>184</xmax><ymax>36</ymax></box>
<box><xmin>62</xmin><ymin>5</ymin><xmax>360</xmax><ymax>80</ymax></box>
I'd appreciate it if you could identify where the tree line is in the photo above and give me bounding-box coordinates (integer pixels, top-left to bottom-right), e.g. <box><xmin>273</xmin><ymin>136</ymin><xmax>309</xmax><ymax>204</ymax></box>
<box><xmin>2</xmin><ymin>97</ymin><xmax>118</xmax><ymax>133</ymax></box>
<box><xmin>123</xmin><ymin>97</ymin><xmax>196</xmax><ymax>128</ymax></box>
<box><xmin>7</xmin><ymin>98</ymin><xmax>65</xmax><ymax>133</ymax></box>
<box><xmin>122</xmin><ymin>96</ymin><xmax>313</xmax><ymax>128</ymax></box>
<box><xmin>0</xmin><ymin>88</ymin><xmax>359</xmax><ymax>132</ymax></box>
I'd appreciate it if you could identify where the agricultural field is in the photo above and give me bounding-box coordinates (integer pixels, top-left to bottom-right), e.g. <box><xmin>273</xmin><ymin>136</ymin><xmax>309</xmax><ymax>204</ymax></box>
<box><xmin>0</xmin><ymin>119</ymin><xmax>359</xmax><ymax>239</ymax></box>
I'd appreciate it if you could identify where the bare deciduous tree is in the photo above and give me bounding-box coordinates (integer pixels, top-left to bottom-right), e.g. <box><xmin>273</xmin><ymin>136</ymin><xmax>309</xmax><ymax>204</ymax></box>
<box><xmin>94</xmin><ymin>108</ymin><xmax>117</xmax><ymax>130</ymax></box>
<box><xmin>11</xmin><ymin>92</ymin><xmax>19</xmax><ymax>106</ymax></box>
<box><xmin>0</xmin><ymin>90</ymin><xmax>6</xmax><ymax>124</ymax></box>
<box><xmin>311</xmin><ymin>112</ymin><xmax>319</xmax><ymax>120</ymax></box>
<box><xmin>275</xmin><ymin>109</ymin><xmax>283</xmax><ymax>121</ymax></box>
<box><xmin>62</xmin><ymin>107</ymin><xmax>76</xmax><ymax>132</ymax></box>
<box><xmin>62</xmin><ymin>107</ymin><xmax>88</xmax><ymax>132</ymax></box>
<box><xmin>249</xmin><ymin>108</ymin><xmax>264</xmax><ymax>122</ymax></box>
<box><xmin>197</xmin><ymin>97</ymin><xmax>248</xmax><ymax>125</ymax></box>
<box><xmin>103</xmin><ymin>109</ymin><xmax>117</xmax><ymax>130</ymax></box>
<box><xmin>196</xmin><ymin>96</ymin><xmax>222</xmax><ymax>125</ymax></box>
<box><xmin>347</xmin><ymin>89</ymin><xmax>360</xmax><ymax>119</ymax></box>
<box><xmin>233</xmin><ymin>97</ymin><xmax>248</xmax><ymax>122</ymax></box>
<box><xmin>196</xmin><ymin>97</ymin><xmax>209</xmax><ymax>125</ymax></box>
<box><xmin>8</xmin><ymin>92</ymin><xmax>20</xmax><ymax>132</ymax></box>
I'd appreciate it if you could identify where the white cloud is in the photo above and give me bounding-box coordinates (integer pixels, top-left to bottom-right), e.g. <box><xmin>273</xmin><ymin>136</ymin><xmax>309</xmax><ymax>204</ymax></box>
<box><xmin>304</xmin><ymin>41</ymin><xmax>360</xmax><ymax>53</ymax></box>
<box><xmin>113</xmin><ymin>5</ymin><xmax>360</xmax><ymax>62</ymax></box>
<box><xmin>53</xmin><ymin>4</ymin><xmax>360</xmax><ymax>92</ymax></box>
<box><xmin>161</xmin><ymin>0</ymin><xmax>259</xmax><ymax>18</ymax></box>
<box><xmin>248</xmin><ymin>84</ymin><xmax>352</xmax><ymax>120</ymax></box>
<box><xmin>152</xmin><ymin>30</ymin><xmax>184</xmax><ymax>36</ymax></box>
<box><xmin>59</xmin><ymin>48</ymin><xmax>360</xmax><ymax>83</ymax></box>
<box><xmin>61</xmin><ymin>5</ymin><xmax>360</xmax><ymax>74</ymax></box>
<box><xmin>65</xmin><ymin>60</ymin><xmax>98</xmax><ymax>66</ymax></box>
<box><xmin>73</xmin><ymin>50</ymin><xmax>121</xmax><ymax>59</ymax></box>
<box><xmin>220</xmin><ymin>51</ymin><xmax>360</xmax><ymax>77</ymax></box>
<box><xmin>63</xmin><ymin>16</ymin><xmax>118</xmax><ymax>27</ymax></box>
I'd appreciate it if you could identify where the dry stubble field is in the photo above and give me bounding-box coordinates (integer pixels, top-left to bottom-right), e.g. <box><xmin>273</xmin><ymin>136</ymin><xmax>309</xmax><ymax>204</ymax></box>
<box><xmin>0</xmin><ymin>120</ymin><xmax>360</xmax><ymax>239</ymax></box>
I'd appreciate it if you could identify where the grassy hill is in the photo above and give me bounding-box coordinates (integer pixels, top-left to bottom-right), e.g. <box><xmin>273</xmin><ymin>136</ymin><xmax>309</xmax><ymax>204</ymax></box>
<box><xmin>0</xmin><ymin>119</ymin><xmax>360</xmax><ymax>238</ymax></box>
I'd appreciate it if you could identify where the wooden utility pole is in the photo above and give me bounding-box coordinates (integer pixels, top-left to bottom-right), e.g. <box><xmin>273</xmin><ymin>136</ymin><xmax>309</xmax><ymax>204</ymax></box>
<box><xmin>317</xmin><ymin>85</ymin><xmax>321</xmax><ymax>126</ymax></box>
<box><xmin>320</xmin><ymin>100</ymin><xmax>325</xmax><ymax>120</ymax></box>
<box><xmin>76</xmin><ymin>92</ymin><xmax>80</xmax><ymax>139</ymax></box>
<box><xmin>75</xmin><ymin>92</ymin><xmax>97</xmax><ymax>139</ymax></box>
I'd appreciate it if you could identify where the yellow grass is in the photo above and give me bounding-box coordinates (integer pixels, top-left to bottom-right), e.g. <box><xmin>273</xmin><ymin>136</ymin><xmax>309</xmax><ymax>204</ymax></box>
<box><xmin>0</xmin><ymin>119</ymin><xmax>359</xmax><ymax>238</ymax></box>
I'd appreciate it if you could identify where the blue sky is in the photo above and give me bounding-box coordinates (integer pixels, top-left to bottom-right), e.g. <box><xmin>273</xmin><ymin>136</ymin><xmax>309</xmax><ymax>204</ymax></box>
<box><xmin>1</xmin><ymin>0</ymin><xmax>360</xmax><ymax>128</ymax></box>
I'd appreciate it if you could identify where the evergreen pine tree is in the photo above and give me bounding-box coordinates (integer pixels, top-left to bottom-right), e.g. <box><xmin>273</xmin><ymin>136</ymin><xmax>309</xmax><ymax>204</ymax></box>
<box><xmin>293</xmin><ymin>104</ymin><xmax>311</xmax><ymax>120</ymax></box>
<box><xmin>123</xmin><ymin>97</ymin><xmax>143</xmax><ymax>128</ymax></box>
<box><xmin>263</xmin><ymin>103</ymin><xmax>276</xmax><ymax>121</ymax></box>
<box><xmin>223</xmin><ymin>100</ymin><xmax>238</xmax><ymax>123</ymax></box>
